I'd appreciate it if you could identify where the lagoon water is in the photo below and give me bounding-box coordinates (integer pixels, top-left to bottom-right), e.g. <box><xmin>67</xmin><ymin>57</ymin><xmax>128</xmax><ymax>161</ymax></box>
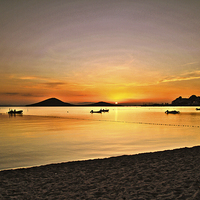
<box><xmin>0</xmin><ymin>106</ymin><xmax>200</xmax><ymax>170</ymax></box>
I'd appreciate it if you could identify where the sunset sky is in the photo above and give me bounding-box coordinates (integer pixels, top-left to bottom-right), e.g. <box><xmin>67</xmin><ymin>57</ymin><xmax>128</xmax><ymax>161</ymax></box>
<box><xmin>0</xmin><ymin>0</ymin><xmax>200</xmax><ymax>105</ymax></box>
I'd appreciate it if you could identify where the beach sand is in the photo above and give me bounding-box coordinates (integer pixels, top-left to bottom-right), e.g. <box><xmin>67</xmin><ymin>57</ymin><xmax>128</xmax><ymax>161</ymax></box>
<box><xmin>1</xmin><ymin>146</ymin><xmax>200</xmax><ymax>199</ymax></box>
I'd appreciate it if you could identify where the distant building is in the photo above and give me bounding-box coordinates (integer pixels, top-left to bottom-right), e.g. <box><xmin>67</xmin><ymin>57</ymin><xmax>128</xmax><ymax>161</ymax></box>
<box><xmin>172</xmin><ymin>95</ymin><xmax>200</xmax><ymax>106</ymax></box>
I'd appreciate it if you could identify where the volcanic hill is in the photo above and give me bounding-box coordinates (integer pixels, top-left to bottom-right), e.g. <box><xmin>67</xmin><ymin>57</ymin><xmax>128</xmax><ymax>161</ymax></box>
<box><xmin>26</xmin><ymin>98</ymin><xmax>73</xmax><ymax>106</ymax></box>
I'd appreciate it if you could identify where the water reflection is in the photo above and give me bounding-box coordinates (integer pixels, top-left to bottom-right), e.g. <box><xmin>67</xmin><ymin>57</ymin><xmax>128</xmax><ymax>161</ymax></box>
<box><xmin>8</xmin><ymin>113</ymin><xmax>23</xmax><ymax>117</ymax></box>
<box><xmin>0</xmin><ymin>106</ymin><xmax>200</xmax><ymax>170</ymax></box>
<box><xmin>114</xmin><ymin>108</ymin><xmax>118</xmax><ymax>121</ymax></box>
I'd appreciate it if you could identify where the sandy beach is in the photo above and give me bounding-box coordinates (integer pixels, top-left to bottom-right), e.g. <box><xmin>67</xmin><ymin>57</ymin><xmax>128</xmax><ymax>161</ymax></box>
<box><xmin>1</xmin><ymin>146</ymin><xmax>200</xmax><ymax>199</ymax></box>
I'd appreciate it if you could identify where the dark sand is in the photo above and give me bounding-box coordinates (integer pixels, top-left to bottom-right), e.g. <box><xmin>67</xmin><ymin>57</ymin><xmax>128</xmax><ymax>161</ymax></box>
<box><xmin>1</xmin><ymin>146</ymin><xmax>200</xmax><ymax>199</ymax></box>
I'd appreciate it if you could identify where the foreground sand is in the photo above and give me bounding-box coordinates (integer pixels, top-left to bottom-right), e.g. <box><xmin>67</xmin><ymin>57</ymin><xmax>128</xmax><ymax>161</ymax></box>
<box><xmin>1</xmin><ymin>146</ymin><xmax>200</xmax><ymax>199</ymax></box>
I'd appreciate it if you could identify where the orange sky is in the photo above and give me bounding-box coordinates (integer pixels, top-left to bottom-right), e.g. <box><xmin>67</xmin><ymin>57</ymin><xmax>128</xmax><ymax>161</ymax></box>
<box><xmin>0</xmin><ymin>1</ymin><xmax>200</xmax><ymax>105</ymax></box>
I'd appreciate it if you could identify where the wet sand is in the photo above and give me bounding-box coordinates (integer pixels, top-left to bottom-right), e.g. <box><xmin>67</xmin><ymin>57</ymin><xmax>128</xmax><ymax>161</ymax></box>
<box><xmin>1</xmin><ymin>146</ymin><xmax>200</xmax><ymax>199</ymax></box>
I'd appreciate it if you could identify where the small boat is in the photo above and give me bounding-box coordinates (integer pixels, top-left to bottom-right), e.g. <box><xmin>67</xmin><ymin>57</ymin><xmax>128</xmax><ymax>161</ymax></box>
<box><xmin>165</xmin><ymin>110</ymin><xmax>180</xmax><ymax>114</ymax></box>
<box><xmin>8</xmin><ymin>109</ymin><xmax>23</xmax><ymax>114</ymax></box>
<box><xmin>196</xmin><ymin>108</ymin><xmax>200</xmax><ymax>110</ymax></box>
<box><xmin>90</xmin><ymin>110</ymin><xmax>102</xmax><ymax>113</ymax></box>
<box><xmin>100</xmin><ymin>109</ymin><xmax>109</xmax><ymax>112</ymax></box>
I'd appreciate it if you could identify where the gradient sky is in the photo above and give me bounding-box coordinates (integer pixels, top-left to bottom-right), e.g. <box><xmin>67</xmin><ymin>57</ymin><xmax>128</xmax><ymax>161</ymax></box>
<box><xmin>0</xmin><ymin>0</ymin><xmax>200</xmax><ymax>105</ymax></box>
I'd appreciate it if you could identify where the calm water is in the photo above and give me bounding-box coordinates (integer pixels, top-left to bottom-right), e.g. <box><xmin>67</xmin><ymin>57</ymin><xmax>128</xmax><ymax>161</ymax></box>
<box><xmin>0</xmin><ymin>106</ymin><xmax>200</xmax><ymax>170</ymax></box>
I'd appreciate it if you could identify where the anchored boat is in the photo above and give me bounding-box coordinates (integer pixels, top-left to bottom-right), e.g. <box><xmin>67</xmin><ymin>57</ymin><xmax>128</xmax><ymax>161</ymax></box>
<box><xmin>100</xmin><ymin>109</ymin><xmax>109</xmax><ymax>112</ymax></box>
<box><xmin>165</xmin><ymin>110</ymin><xmax>180</xmax><ymax>114</ymax></box>
<box><xmin>8</xmin><ymin>110</ymin><xmax>23</xmax><ymax>114</ymax></box>
<box><xmin>90</xmin><ymin>108</ymin><xmax>109</xmax><ymax>113</ymax></box>
<box><xmin>90</xmin><ymin>110</ymin><xmax>102</xmax><ymax>113</ymax></box>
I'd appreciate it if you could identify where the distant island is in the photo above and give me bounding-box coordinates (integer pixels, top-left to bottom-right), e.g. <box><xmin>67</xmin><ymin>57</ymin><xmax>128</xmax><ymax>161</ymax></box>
<box><xmin>142</xmin><ymin>95</ymin><xmax>200</xmax><ymax>106</ymax></box>
<box><xmin>26</xmin><ymin>98</ymin><xmax>117</xmax><ymax>107</ymax></box>
<box><xmin>26</xmin><ymin>98</ymin><xmax>73</xmax><ymax>106</ymax></box>
<box><xmin>172</xmin><ymin>95</ymin><xmax>200</xmax><ymax>106</ymax></box>
<box><xmin>85</xmin><ymin>101</ymin><xmax>117</xmax><ymax>107</ymax></box>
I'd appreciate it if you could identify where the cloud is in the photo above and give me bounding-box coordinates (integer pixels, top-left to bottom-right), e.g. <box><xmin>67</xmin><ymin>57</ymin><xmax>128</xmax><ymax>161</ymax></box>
<box><xmin>19</xmin><ymin>76</ymin><xmax>39</xmax><ymax>80</ymax></box>
<box><xmin>1</xmin><ymin>92</ymin><xmax>43</xmax><ymax>97</ymax></box>
<box><xmin>9</xmin><ymin>75</ymin><xmax>67</xmax><ymax>89</ymax></box>
<box><xmin>9</xmin><ymin>75</ymin><xmax>57</xmax><ymax>82</ymax></box>
<box><xmin>159</xmin><ymin>70</ymin><xmax>200</xmax><ymax>83</ymax></box>
<box><xmin>18</xmin><ymin>76</ymin><xmax>50</xmax><ymax>81</ymax></box>
<box><xmin>42</xmin><ymin>82</ymin><xmax>66</xmax><ymax>88</ymax></box>
<box><xmin>181</xmin><ymin>62</ymin><xmax>198</xmax><ymax>66</ymax></box>
<box><xmin>2</xmin><ymin>93</ymin><xmax>19</xmax><ymax>96</ymax></box>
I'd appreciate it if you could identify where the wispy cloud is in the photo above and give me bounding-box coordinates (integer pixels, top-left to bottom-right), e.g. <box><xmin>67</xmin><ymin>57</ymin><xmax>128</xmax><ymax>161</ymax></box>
<box><xmin>9</xmin><ymin>75</ymin><xmax>67</xmax><ymax>89</ymax></box>
<box><xmin>159</xmin><ymin>70</ymin><xmax>200</xmax><ymax>83</ymax></box>
<box><xmin>2</xmin><ymin>92</ymin><xmax>19</xmax><ymax>96</ymax></box>
<box><xmin>1</xmin><ymin>92</ymin><xmax>43</xmax><ymax>97</ymax></box>
<box><xmin>181</xmin><ymin>62</ymin><xmax>198</xmax><ymax>66</ymax></box>
<box><xmin>18</xmin><ymin>76</ymin><xmax>49</xmax><ymax>81</ymax></box>
<box><xmin>9</xmin><ymin>75</ymin><xmax>50</xmax><ymax>81</ymax></box>
<box><xmin>42</xmin><ymin>82</ymin><xmax>66</xmax><ymax>88</ymax></box>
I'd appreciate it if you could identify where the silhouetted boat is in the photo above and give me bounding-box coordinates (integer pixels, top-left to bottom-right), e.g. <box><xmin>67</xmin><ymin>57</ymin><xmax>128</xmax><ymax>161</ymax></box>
<box><xmin>8</xmin><ymin>110</ymin><xmax>23</xmax><ymax>114</ymax></box>
<box><xmin>100</xmin><ymin>109</ymin><xmax>109</xmax><ymax>112</ymax></box>
<box><xmin>196</xmin><ymin>108</ymin><xmax>200</xmax><ymax>110</ymax></box>
<box><xmin>90</xmin><ymin>110</ymin><xmax>102</xmax><ymax>113</ymax></box>
<box><xmin>165</xmin><ymin>110</ymin><xmax>180</xmax><ymax>114</ymax></box>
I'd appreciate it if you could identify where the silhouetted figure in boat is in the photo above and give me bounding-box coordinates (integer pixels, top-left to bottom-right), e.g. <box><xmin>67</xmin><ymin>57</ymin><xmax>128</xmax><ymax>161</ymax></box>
<box><xmin>8</xmin><ymin>109</ymin><xmax>23</xmax><ymax>115</ymax></box>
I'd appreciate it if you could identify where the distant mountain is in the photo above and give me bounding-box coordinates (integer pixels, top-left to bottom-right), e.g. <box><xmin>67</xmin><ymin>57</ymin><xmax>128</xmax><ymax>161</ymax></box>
<box><xmin>86</xmin><ymin>101</ymin><xmax>117</xmax><ymax>106</ymax></box>
<box><xmin>26</xmin><ymin>98</ymin><xmax>73</xmax><ymax>106</ymax></box>
<box><xmin>26</xmin><ymin>98</ymin><xmax>119</xmax><ymax>107</ymax></box>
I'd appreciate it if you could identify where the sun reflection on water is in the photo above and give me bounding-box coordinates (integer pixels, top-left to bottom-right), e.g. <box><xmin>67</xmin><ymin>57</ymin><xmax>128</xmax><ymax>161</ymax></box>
<box><xmin>0</xmin><ymin>106</ymin><xmax>200</xmax><ymax>170</ymax></box>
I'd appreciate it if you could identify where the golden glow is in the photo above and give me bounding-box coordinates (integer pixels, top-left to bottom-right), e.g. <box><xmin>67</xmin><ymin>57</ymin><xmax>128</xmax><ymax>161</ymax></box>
<box><xmin>0</xmin><ymin>1</ymin><xmax>200</xmax><ymax>105</ymax></box>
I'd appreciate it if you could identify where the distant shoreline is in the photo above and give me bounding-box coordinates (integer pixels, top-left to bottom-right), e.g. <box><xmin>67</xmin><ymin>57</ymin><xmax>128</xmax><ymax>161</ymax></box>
<box><xmin>1</xmin><ymin>104</ymin><xmax>200</xmax><ymax>107</ymax></box>
<box><xmin>1</xmin><ymin>95</ymin><xmax>200</xmax><ymax>107</ymax></box>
